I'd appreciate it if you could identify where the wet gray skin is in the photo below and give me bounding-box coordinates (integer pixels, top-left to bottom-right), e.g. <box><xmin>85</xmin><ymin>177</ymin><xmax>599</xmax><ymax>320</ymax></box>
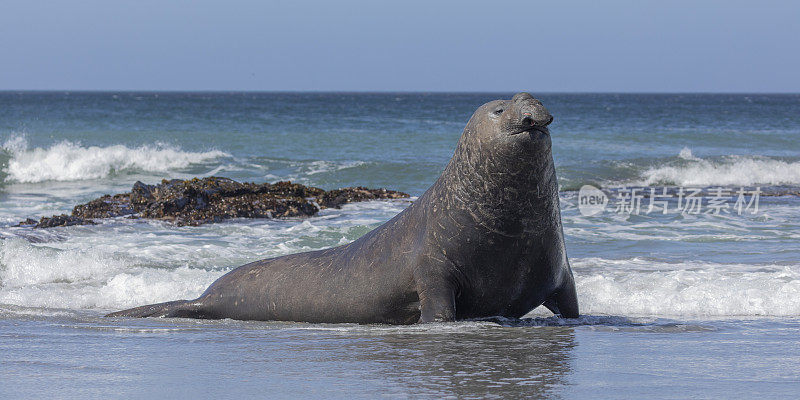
<box><xmin>107</xmin><ymin>92</ymin><xmax>579</xmax><ymax>324</ymax></box>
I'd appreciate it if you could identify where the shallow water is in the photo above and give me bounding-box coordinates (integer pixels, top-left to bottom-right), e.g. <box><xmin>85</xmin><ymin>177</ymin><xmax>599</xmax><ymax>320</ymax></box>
<box><xmin>3</xmin><ymin>312</ymin><xmax>799</xmax><ymax>399</ymax></box>
<box><xmin>1</xmin><ymin>92</ymin><xmax>799</xmax><ymax>398</ymax></box>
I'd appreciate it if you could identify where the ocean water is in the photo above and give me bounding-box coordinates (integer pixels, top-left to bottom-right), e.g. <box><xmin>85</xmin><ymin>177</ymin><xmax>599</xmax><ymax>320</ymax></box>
<box><xmin>1</xmin><ymin>92</ymin><xmax>799</xmax><ymax>398</ymax></box>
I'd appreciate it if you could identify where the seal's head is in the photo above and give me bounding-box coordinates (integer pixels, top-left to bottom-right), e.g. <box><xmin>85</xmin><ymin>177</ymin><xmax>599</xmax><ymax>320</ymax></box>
<box><xmin>445</xmin><ymin>92</ymin><xmax>559</xmax><ymax>231</ymax></box>
<box><xmin>498</xmin><ymin>92</ymin><xmax>553</xmax><ymax>138</ymax></box>
<box><xmin>487</xmin><ymin>92</ymin><xmax>552</xmax><ymax>140</ymax></box>
<box><xmin>456</xmin><ymin>92</ymin><xmax>554</xmax><ymax>171</ymax></box>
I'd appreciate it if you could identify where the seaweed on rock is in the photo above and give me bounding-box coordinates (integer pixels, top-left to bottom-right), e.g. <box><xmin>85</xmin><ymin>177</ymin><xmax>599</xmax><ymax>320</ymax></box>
<box><xmin>22</xmin><ymin>177</ymin><xmax>409</xmax><ymax>228</ymax></box>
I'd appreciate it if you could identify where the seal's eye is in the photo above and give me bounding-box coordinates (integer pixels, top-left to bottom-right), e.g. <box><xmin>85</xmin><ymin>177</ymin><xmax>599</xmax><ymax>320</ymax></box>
<box><xmin>493</xmin><ymin>107</ymin><xmax>504</xmax><ymax>115</ymax></box>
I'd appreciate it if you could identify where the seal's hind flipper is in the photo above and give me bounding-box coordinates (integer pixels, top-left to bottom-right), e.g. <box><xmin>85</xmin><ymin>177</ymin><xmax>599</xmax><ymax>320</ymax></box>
<box><xmin>542</xmin><ymin>273</ymin><xmax>579</xmax><ymax>318</ymax></box>
<box><xmin>542</xmin><ymin>298</ymin><xmax>561</xmax><ymax>315</ymax></box>
<box><xmin>105</xmin><ymin>300</ymin><xmax>206</xmax><ymax>319</ymax></box>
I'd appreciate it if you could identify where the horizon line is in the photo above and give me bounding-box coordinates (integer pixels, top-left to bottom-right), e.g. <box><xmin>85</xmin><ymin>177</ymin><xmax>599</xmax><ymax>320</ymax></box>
<box><xmin>1</xmin><ymin>89</ymin><xmax>799</xmax><ymax>95</ymax></box>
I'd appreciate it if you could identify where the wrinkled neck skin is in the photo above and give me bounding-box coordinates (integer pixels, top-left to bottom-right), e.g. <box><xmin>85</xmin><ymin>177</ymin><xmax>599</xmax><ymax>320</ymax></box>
<box><xmin>431</xmin><ymin>118</ymin><xmax>559</xmax><ymax>237</ymax></box>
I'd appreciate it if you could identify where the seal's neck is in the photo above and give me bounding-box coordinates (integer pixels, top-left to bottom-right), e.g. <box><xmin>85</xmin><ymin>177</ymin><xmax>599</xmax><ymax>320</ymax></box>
<box><xmin>437</xmin><ymin>140</ymin><xmax>558</xmax><ymax>226</ymax></box>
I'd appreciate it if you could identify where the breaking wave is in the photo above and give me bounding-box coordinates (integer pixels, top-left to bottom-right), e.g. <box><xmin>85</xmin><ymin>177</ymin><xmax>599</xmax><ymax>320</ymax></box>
<box><xmin>1</xmin><ymin>136</ymin><xmax>229</xmax><ymax>183</ymax></box>
<box><xmin>0</xmin><ymin>238</ymin><xmax>222</xmax><ymax>310</ymax></box>
<box><xmin>633</xmin><ymin>147</ymin><xmax>800</xmax><ymax>187</ymax></box>
<box><xmin>574</xmin><ymin>257</ymin><xmax>800</xmax><ymax>317</ymax></box>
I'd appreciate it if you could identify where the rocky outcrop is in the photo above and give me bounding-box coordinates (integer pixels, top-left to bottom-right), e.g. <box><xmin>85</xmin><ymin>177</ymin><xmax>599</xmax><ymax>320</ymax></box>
<box><xmin>21</xmin><ymin>177</ymin><xmax>409</xmax><ymax>228</ymax></box>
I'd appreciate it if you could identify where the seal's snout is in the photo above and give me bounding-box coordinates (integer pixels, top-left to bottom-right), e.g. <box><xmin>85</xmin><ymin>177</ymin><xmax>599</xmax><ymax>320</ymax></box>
<box><xmin>520</xmin><ymin>112</ymin><xmax>554</xmax><ymax>127</ymax></box>
<box><xmin>520</xmin><ymin>113</ymin><xmax>534</xmax><ymax>127</ymax></box>
<box><xmin>509</xmin><ymin>92</ymin><xmax>553</xmax><ymax>134</ymax></box>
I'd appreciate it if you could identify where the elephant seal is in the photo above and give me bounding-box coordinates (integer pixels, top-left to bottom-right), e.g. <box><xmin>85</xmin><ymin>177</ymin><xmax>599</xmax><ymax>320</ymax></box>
<box><xmin>107</xmin><ymin>93</ymin><xmax>579</xmax><ymax>323</ymax></box>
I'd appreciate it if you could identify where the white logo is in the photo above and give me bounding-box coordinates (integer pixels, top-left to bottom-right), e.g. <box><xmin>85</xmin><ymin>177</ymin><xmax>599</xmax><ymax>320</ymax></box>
<box><xmin>578</xmin><ymin>185</ymin><xmax>608</xmax><ymax>216</ymax></box>
<box><xmin>576</xmin><ymin>185</ymin><xmax>761</xmax><ymax>216</ymax></box>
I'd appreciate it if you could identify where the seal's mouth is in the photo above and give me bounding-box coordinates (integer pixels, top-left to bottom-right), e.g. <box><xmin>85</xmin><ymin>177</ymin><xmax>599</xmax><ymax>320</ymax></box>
<box><xmin>509</xmin><ymin>126</ymin><xmax>550</xmax><ymax>136</ymax></box>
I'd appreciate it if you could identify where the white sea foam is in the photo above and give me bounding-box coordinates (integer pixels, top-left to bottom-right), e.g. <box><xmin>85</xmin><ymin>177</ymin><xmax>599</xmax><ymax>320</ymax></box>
<box><xmin>303</xmin><ymin>160</ymin><xmax>366</xmax><ymax>175</ymax></box>
<box><xmin>262</xmin><ymin>159</ymin><xmax>369</xmax><ymax>183</ymax></box>
<box><xmin>2</xmin><ymin>230</ymin><xmax>798</xmax><ymax>317</ymax></box>
<box><xmin>0</xmin><ymin>199</ymin><xmax>410</xmax><ymax>313</ymax></box>
<box><xmin>635</xmin><ymin>148</ymin><xmax>800</xmax><ymax>187</ymax></box>
<box><xmin>573</xmin><ymin>257</ymin><xmax>800</xmax><ymax>317</ymax></box>
<box><xmin>0</xmin><ymin>238</ymin><xmax>222</xmax><ymax>310</ymax></box>
<box><xmin>677</xmin><ymin>146</ymin><xmax>697</xmax><ymax>160</ymax></box>
<box><xmin>1</xmin><ymin>136</ymin><xmax>229</xmax><ymax>183</ymax></box>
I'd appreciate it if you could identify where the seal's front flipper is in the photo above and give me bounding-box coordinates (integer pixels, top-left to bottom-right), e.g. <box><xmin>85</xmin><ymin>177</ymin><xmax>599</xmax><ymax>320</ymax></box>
<box><xmin>543</xmin><ymin>274</ymin><xmax>579</xmax><ymax>318</ymax></box>
<box><xmin>105</xmin><ymin>300</ymin><xmax>207</xmax><ymax>319</ymax></box>
<box><xmin>417</xmin><ymin>281</ymin><xmax>456</xmax><ymax>323</ymax></box>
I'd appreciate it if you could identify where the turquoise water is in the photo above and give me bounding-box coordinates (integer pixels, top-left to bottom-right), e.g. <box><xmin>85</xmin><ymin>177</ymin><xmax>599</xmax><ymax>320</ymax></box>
<box><xmin>1</xmin><ymin>92</ymin><xmax>799</xmax><ymax>398</ymax></box>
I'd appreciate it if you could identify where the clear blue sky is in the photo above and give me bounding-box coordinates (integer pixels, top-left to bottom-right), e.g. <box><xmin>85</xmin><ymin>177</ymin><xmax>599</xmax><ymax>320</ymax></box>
<box><xmin>1</xmin><ymin>0</ymin><xmax>798</xmax><ymax>92</ymax></box>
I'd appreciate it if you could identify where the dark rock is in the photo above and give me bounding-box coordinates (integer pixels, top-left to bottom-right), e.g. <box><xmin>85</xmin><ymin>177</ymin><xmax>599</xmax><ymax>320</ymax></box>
<box><xmin>130</xmin><ymin>181</ymin><xmax>155</xmax><ymax>205</ymax></box>
<box><xmin>72</xmin><ymin>194</ymin><xmax>136</xmax><ymax>219</ymax></box>
<box><xmin>319</xmin><ymin>187</ymin><xmax>409</xmax><ymax>209</ymax></box>
<box><xmin>34</xmin><ymin>214</ymin><xmax>96</xmax><ymax>228</ymax></box>
<box><xmin>23</xmin><ymin>176</ymin><xmax>409</xmax><ymax>228</ymax></box>
<box><xmin>17</xmin><ymin>218</ymin><xmax>38</xmax><ymax>226</ymax></box>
